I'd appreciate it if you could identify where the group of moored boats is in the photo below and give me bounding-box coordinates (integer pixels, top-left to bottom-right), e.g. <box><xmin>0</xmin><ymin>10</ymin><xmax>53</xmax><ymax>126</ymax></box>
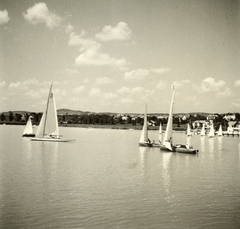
<box><xmin>139</xmin><ymin>86</ymin><xmax>199</xmax><ymax>154</ymax></box>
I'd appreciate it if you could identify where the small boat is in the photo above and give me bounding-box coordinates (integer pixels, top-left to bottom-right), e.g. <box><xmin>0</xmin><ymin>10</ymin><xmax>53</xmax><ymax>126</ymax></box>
<box><xmin>208</xmin><ymin>122</ymin><xmax>215</xmax><ymax>138</ymax></box>
<box><xmin>31</xmin><ymin>84</ymin><xmax>75</xmax><ymax>142</ymax></box>
<box><xmin>160</xmin><ymin>86</ymin><xmax>198</xmax><ymax>154</ymax></box>
<box><xmin>200</xmin><ymin>124</ymin><xmax>205</xmax><ymax>136</ymax></box>
<box><xmin>152</xmin><ymin>122</ymin><xmax>163</xmax><ymax>147</ymax></box>
<box><xmin>186</xmin><ymin>123</ymin><xmax>192</xmax><ymax>136</ymax></box>
<box><xmin>175</xmin><ymin>144</ymin><xmax>198</xmax><ymax>154</ymax></box>
<box><xmin>139</xmin><ymin>105</ymin><xmax>152</xmax><ymax>147</ymax></box>
<box><xmin>218</xmin><ymin>125</ymin><xmax>223</xmax><ymax>137</ymax></box>
<box><xmin>22</xmin><ymin>116</ymin><xmax>35</xmax><ymax>137</ymax></box>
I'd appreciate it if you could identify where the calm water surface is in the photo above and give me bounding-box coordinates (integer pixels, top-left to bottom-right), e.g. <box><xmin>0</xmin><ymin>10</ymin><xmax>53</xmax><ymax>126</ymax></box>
<box><xmin>0</xmin><ymin>125</ymin><xmax>240</xmax><ymax>229</ymax></box>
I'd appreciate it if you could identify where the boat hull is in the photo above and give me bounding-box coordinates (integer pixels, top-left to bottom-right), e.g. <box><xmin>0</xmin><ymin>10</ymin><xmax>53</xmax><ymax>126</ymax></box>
<box><xmin>159</xmin><ymin>144</ymin><xmax>174</xmax><ymax>152</ymax></box>
<box><xmin>175</xmin><ymin>148</ymin><xmax>198</xmax><ymax>154</ymax></box>
<box><xmin>174</xmin><ymin>144</ymin><xmax>198</xmax><ymax>154</ymax></box>
<box><xmin>31</xmin><ymin>137</ymin><xmax>75</xmax><ymax>142</ymax></box>
<box><xmin>22</xmin><ymin>134</ymin><xmax>35</xmax><ymax>137</ymax></box>
<box><xmin>139</xmin><ymin>142</ymin><xmax>153</xmax><ymax>147</ymax></box>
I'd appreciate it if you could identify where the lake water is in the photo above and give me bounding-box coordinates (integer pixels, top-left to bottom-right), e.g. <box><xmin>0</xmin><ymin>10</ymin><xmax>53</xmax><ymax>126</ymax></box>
<box><xmin>0</xmin><ymin>125</ymin><xmax>240</xmax><ymax>229</ymax></box>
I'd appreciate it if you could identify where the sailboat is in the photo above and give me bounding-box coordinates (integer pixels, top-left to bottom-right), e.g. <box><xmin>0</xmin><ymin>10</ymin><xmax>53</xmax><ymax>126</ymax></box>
<box><xmin>22</xmin><ymin>116</ymin><xmax>35</xmax><ymax>137</ymax></box>
<box><xmin>217</xmin><ymin>124</ymin><xmax>223</xmax><ymax>137</ymax></box>
<box><xmin>159</xmin><ymin>86</ymin><xmax>175</xmax><ymax>151</ymax></box>
<box><xmin>208</xmin><ymin>122</ymin><xmax>215</xmax><ymax>138</ymax></box>
<box><xmin>152</xmin><ymin>122</ymin><xmax>164</xmax><ymax>147</ymax></box>
<box><xmin>200</xmin><ymin>124</ymin><xmax>205</xmax><ymax>136</ymax></box>
<box><xmin>186</xmin><ymin>123</ymin><xmax>192</xmax><ymax>136</ymax></box>
<box><xmin>160</xmin><ymin>86</ymin><xmax>198</xmax><ymax>154</ymax></box>
<box><xmin>139</xmin><ymin>105</ymin><xmax>152</xmax><ymax>147</ymax></box>
<box><xmin>31</xmin><ymin>84</ymin><xmax>75</xmax><ymax>142</ymax></box>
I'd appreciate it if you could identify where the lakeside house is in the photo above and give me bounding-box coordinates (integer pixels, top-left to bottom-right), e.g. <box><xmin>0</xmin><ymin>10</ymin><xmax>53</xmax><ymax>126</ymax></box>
<box><xmin>227</xmin><ymin>121</ymin><xmax>240</xmax><ymax>133</ymax></box>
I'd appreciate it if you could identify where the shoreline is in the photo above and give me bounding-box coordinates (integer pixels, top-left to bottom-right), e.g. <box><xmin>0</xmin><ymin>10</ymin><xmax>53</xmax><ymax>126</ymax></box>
<box><xmin>0</xmin><ymin>121</ymin><xmax>187</xmax><ymax>131</ymax></box>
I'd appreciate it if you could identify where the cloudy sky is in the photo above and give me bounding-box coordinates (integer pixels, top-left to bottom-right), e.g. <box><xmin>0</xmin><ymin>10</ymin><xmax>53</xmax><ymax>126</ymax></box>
<box><xmin>0</xmin><ymin>0</ymin><xmax>239</xmax><ymax>114</ymax></box>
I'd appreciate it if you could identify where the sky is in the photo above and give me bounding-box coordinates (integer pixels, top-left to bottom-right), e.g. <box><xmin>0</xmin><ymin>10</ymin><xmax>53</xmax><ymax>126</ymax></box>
<box><xmin>0</xmin><ymin>0</ymin><xmax>239</xmax><ymax>114</ymax></box>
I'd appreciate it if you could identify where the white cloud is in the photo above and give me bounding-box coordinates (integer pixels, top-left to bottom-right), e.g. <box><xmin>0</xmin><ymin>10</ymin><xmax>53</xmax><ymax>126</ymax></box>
<box><xmin>156</xmin><ymin>80</ymin><xmax>166</xmax><ymax>89</ymax></box>
<box><xmin>54</xmin><ymin>88</ymin><xmax>67</xmax><ymax>97</ymax></box>
<box><xmin>131</xmin><ymin>87</ymin><xmax>146</xmax><ymax>95</ymax></box>
<box><xmin>200</xmin><ymin>77</ymin><xmax>226</xmax><ymax>92</ymax></box>
<box><xmin>69</xmin><ymin>31</ymin><xmax>127</xmax><ymax>67</ymax></box>
<box><xmin>90</xmin><ymin>88</ymin><xmax>102</xmax><ymax>96</ymax></box>
<box><xmin>216</xmin><ymin>87</ymin><xmax>232</xmax><ymax>98</ymax></box>
<box><xmin>89</xmin><ymin>88</ymin><xmax>118</xmax><ymax>100</ymax></box>
<box><xmin>95</xmin><ymin>22</ymin><xmax>132</xmax><ymax>41</ymax></box>
<box><xmin>24</xmin><ymin>90</ymin><xmax>42</xmax><ymax>99</ymax></box>
<box><xmin>173</xmin><ymin>79</ymin><xmax>190</xmax><ymax>88</ymax></box>
<box><xmin>117</xmin><ymin>86</ymin><xmax>131</xmax><ymax>94</ymax></box>
<box><xmin>120</xmin><ymin>98</ymin><xmax>134</xmax><ymax>104</ymax></box>
<box><xmin>73</xmin><ymin>86</ymin><xmax>86</xmax><ymax>94</ymax></box>
<box><xmin>151</xmin><ymin>68</ymin><xmax>171</xmax><ymax>74</ymax></box>
<box><xmin>75</xmin><ymin>48</ymin><xmax>127</xmax><ymax>67</ymax></box>
<box><xmin>9</xmin><ymin>82</ymin><xmax>28</xmax><ymax>90</ymax></box>
<box><xmin>96</xmin><ymin>77</ymin><xmax>114</xmax><ymax>85</ymax></box>
<box><xmin>69</xmin><ymin>31</ymin><xmax>99</xmax><ymax>52</ymax></box>
<box><xmin>83</xmin><ymin>78</ymin><xmax>90</xmax><ymax>84</ymax></box>
<box><xmin>65</xmin><ymin>24</ymin><xmax>74</xmax><ymax>34</ymax></box>
<box><xmin>234</xmin><ymin>80</ymin><xmax>240</xmax><ymax>87</ymax></box>
<box><xmin>23</xmin><ymin>2</ymin><xmax>62</xmax><ymax>29</ymax></box>
<box><xmin>104</xmin><ymin>92</ymin><xmax>118</xmax><ymax>99</ymax></box>
<box><xmin>0</xmin><ymin>10</ymin><xmax>10</xmax><ymax>25</ymax></box>
<box><xmin>0</xmin><ymin>81</ymin><xmax>7</xmax><ymax>88</ymax></box>
<box><xmin>124</xmin><ymin>68</ymin><xmax>149</xmax><ymax>81</ymax></box>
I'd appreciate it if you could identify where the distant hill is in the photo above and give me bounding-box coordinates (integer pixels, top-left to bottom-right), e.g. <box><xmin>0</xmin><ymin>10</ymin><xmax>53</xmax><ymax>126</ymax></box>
<box><xmin>0</xmin><ymin>109</ymin><xmax>220</xmax><ymax>117</ymax></box>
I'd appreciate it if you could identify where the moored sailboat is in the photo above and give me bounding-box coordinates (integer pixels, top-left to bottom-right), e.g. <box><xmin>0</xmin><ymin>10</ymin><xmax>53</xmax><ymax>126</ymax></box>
<box><xmin>208</xmin><ymin>122</ymin><xmax>215</xmax><ymax>138</ymax></box>
<box><xmin>159</xmin><ymin>86</ymin><xmax>175</xmax><ymax>152</ymax></box>
<box><xmin>139</xmin><ymin>105</ymin><xmax>152</xmax><ymax>147</ymax></box>
<box><xmin>217</xmin><ymin>124</ymin><xmax>223</xmax><ymax>137</ymax></box>
<box><xmin>186</xmin><ymin>123</ymin><xmax>192</xmax><ymax>136</ymax></box>
<box><xmin>22</xmin><ymin>116</ymin><xmax>35</xmax><ymax>137</ymax></box>
<box><xmin>31</xmin><ymin>84</ymin><xmax>75</xmax><ymax>142</ymax></box>
<box><xmin>160</xmin><ymin>86</ymin><xmax>198</xmax><ymax>154</ymax></box>
<box><xmin>200</xmin><ymin>124</ymin><xmax>205</xmax><ymax>136</ymax></box>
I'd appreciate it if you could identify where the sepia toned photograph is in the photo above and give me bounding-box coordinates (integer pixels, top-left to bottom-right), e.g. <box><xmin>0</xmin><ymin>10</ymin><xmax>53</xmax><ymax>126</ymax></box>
<box><xmin>0</xmin><ymin>0</ymin><xmax>240</xmax><ymax>228</ymax></box>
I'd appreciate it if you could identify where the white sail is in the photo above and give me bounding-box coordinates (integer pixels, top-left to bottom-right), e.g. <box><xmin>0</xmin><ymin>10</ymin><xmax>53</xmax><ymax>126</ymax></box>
<box><xmin>139</xmin><ymin>105</ymin><xmax>148</xmax><ymax>143</ymax></box>
<box><xmin>187</xmin><ymin>123</ymin><xmax>192</xmax><ymax>136</ymax></box>
<box><xmin>208</xmin><ymin>123</ymin><xmax>215</xmax><ymax>138</ymax></box>
<box><xmin>23</xmin><ymin>116</ymin><xmax>34</xmax><ymax>135</ymax></box>
<box><xmin>218</xmin><ymin>125</ymin><xmax>223</xmax><ymax>136</ymax></box>
<box><xmin>159</xmin><ymin>122</ymin><xmax>162</xmax><ymax>142</ymax></box>
<box><xmin>159</xmin><ymin>122</ymin><xmax>162</xmax><ymax>135</ymax></box>
<box><xmin>200</xmin><ymin>124</ymin><xmax>205</xmax><ymax>136</ymax></box>
<box><xmin>35</xmin><ymin>84</ymin><xmax>59</xmax><ymax>138</ymax></box>
<box><xmin>162</xmin><ymin>86</ymin><xmax>175</xmax><ymax>151</ymax></box>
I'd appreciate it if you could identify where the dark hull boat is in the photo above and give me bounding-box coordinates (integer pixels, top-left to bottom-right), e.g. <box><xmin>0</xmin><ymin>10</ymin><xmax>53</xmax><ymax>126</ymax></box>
<box><xmin>174</xmin><ymin>144</ymin><xmax>198</xmax><ymax>154</ymax></box>
<box><xmin>160</xmin><ymin>86</ymin><xmax>198</xmax><ymax>154</ymax></box>
<box><xmin>22</xmin><ymin>133</ymin><xmax>35</xmax><ymax>137</ymax></box>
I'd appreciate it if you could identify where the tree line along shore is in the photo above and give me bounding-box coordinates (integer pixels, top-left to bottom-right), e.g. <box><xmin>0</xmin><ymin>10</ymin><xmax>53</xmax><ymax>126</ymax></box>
<box><xmin>1</xmin><ymin>110</ymin><xmax>239</xmax><ymax>132</ymax></box>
